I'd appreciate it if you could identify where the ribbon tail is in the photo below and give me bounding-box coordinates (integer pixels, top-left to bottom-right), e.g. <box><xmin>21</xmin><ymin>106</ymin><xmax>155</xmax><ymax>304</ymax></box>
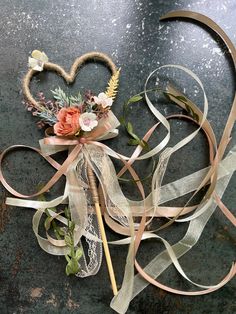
<box><xmin>66</xmin><ymin>149</ymin><xmax>103</xmax><ymax>277</ymax></box>
<box><xmin>132</xmin><ymin>167</ymin><xmax>235</xmax><ymax>299</ymax></box>
<box><xmin>82</xmin><ymin>144</ymin><xmax>135</xmax><ymax>314</ymax></box>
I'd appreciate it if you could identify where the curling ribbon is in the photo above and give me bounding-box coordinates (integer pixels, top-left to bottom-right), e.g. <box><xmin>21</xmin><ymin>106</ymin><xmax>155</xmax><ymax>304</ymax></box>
<box><xmin>0</xmin><ymin>111</ymin><xmax>136</xmax><ymax>278</ymax></box>
<box><xmin>125</xmin><ymin>10</ymin><xmax>236</xmax><ymax>314</ymax></box>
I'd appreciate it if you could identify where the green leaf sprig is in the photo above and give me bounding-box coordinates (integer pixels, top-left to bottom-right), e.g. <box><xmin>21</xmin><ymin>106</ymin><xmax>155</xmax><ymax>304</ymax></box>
<box><xmin>119</xmin><ymin>87</ymin><xmax>200</xmax><ymax>184</ymax></box>
<box><xmin>64</xmin><ymin>207</ymin><xmax>83</xmax><ymax>276</ymax></box>
<box><xmin>37</xmin><ymin>190</ymin><xmax>83</xmax><ymax>276</ymax></box>
<box><xmin>163</xmin><ymin>92</ymin><xmax>199</xmax><ymax>123</ymax></box>
<box><xmin>120</xmin><ymin>88</ymin><xmax>200</xmax><ymax>147</ymax></box>
<box><xmin>120</xmin><ymin>93</ymin><xmax>148</xmax><ymax>149</ymax></box>
<box><xmin>51</xmin><ymin>87</ymin><xmax>83</xmax><ymax>107</ymax></box>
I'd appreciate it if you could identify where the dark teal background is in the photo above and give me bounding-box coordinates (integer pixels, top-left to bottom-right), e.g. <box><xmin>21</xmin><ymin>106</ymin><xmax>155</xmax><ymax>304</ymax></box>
<box><xmin>0</xmin><ymin>0</ymin><xmax>235</xmax><ymax>313</ymax></box>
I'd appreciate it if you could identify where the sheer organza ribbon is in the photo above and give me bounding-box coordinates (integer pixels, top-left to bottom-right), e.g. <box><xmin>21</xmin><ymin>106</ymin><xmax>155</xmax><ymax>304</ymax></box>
<box><xmin>0</xmin><ymin>111</ymin><xmax>136</xmax><ymax>278</ymax></box>
<box><xmin>121</xmin><ymin>9</ymin><xmax>236</xmax><ymax>314</ymax></box>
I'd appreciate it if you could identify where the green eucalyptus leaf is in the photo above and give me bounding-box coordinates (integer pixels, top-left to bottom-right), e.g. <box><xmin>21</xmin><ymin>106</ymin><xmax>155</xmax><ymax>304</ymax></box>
<box><xmin>71</xmin><ymin>258</ymin><xmax>79</xmax><ymax>272</ymax></box>
<box><xmin>75</xmin><ymin>247</ymin><xmax>83</xmax><ymax>260</ymax></box>
<box><xmin>45</xmin><ymin>208</ymin><xmax>50</xmax><ymax>217</ymax></box>
<box><xmin>128</xmin><ymin>139</ymin><xmax>140</xmax><ymax>146</ymax></box>
<box><xmin>185</xmin><ymin>105</ymin><xmax>192</xmax><ymax>115</ymax></box>
<box><xmin>126</xmin><ymin>122</ymin><xmax>140</xmax><ymax>142</ymax></box>
<box><xmin>66</xmin><ymin>258</ymin><xmax>79</xmax><ymax>276</ymax></box>
<box><xmin>65</xmin><ymin>234</ymin><xmax>72</xmax><ymax>246</ymax></box>
<box><xmin>140</xmin><ymin>140</ymin><xmax>149</xmax><ymax>150</ymax></box>
<box><xmin>65</xmin><ymin>254</ymin><xmax>71</xmax><ymax>263</ymax></box>
<box><xmin>175</xmin><ymin>95</ymin><xmax>187</xmax><ymax>102</ymax></box>
<box><xmin>66</xmin><ymin>264</ymin><xmax>73</xmax><ymax>276</ymax></box>
<box><xmin>44</xmin><ymin>216</ymin><xmax>51</xmax><ymax>230</ymax></box>
<box><xmin>51</xmin><ymin>87</ymin><xmax>70</xmax><ymax>107</ymax></box>
<box><xmin>69</xmin><ymin>221</ymin><xmax>75</xmax><ymax>231</ymax></box>
<box><xmin>128</xmin><ymin>95</ymin><xmax>143</xmax><ymax>103</ymax></box>
<box><xmin>131</xmin><ymin>133</ymin><xmax>140</xmax><ymax>141</ymax></box>
<box><xmin>54</xmin><ymin>230</ymin><xmax>62</xmax><ymax>240</ymax></box>
<box><xmin>69</xmin><ymin>92</ymin><xmax>82</xmax><ymax>105</ymax></box>
<box><xmin>127</xmin><ymin>122</ymin><xmax>133</xmax><ymax>134</ymax></box>
<box><xmin>52</xmin><ymin>221</ymin><xmax>62</xmax><ymax>240</ymax></box>
<box><xmin>49</xmin><ymin>207</ymin><xmax>56</xmax><ymax>212</ymax></box>
<box><xmin>64</xmin><ymin>207</ymin><xmax>70</xmax><ymax>219</ymax></box>
<box><xmin>58</xmin><ymin>227</ymin><xmax>66</xmax><ymax>236</ymax></box>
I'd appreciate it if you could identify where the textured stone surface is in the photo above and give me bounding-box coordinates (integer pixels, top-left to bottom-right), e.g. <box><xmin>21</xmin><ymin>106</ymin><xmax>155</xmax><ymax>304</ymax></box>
<box><xmin>0</xmin><ymin>0</ymin><xmax>235</xmax><ymax>313</ymax></box>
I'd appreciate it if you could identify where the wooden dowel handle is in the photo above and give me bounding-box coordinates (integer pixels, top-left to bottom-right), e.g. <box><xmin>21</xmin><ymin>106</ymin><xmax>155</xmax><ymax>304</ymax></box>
<box><xmin>87</xmin><ymin>165</ymin><xmax>118</xmax><ymax>296</ymax></box>
<box><xmin>87</xmin><ymin>166</ymin><xmax>99</xmax><ymax>203</ymax></box>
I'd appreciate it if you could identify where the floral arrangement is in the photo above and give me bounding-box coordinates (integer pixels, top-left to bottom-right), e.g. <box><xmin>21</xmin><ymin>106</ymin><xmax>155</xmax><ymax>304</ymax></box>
<box><xmin>26</xmin><ymin>50</ymin><xmax>120</xmax><ymax>137</ymax></box>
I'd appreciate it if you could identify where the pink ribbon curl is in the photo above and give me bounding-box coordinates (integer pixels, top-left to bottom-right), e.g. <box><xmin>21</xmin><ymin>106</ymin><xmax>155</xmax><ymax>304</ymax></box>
<box><xmin>0</xmin><ymin>114</ymin><xmax>235</xmax><ymax>313</ymax></box>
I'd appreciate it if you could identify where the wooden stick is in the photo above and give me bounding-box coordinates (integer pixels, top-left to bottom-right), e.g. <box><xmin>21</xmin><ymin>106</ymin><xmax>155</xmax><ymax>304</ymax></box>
<box><xmin>87</xmin><ymin>165</ymin><xmax>118</xmax><ymax>296</ymax></box>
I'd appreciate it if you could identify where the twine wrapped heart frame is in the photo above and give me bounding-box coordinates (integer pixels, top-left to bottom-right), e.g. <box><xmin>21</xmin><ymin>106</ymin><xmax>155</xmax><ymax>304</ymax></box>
<box><xmin>23</xmin><ymin>51</ymin><xmax>117</xmax><ymax>107</ymax></box>
<box><xmin>0</xmin><ymin>10</ymin><xmax>235</xmax><ymax>314</ymax></box>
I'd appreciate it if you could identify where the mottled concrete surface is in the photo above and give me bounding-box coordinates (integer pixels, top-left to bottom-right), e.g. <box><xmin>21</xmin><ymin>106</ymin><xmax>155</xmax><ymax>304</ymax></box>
<box><xmin>0</xmin><ymin>0</ymin><xmax>235</xmax><ymax>313</ymax></box>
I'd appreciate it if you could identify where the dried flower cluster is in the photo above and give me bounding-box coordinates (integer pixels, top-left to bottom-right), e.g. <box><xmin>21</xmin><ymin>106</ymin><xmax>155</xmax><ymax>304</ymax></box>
<box><xmin>26</xmin><ymin>50</ymin><xmax>121</xmax><ymax>137</ymax></box>
<box><xmin>25</xmin><ymin>88</ymin><xmax>113</xmax><ymax>136</ymax></box>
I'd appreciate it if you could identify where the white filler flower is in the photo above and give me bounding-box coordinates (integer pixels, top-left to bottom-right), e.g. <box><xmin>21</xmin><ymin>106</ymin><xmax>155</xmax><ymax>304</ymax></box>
<box><xmin>28</xmin><ymin>50</ymin><xmax>48</xmax><ymax>71</ymax></box>
<box><xmin>79</xmin><ymin>112</ymin><xmax>98</xmax><ymax>131</ymax></box>
<box><xmin>94</xmin><ymin>92</ymin><xmax>113</xmax><ymax>108</ymax></box>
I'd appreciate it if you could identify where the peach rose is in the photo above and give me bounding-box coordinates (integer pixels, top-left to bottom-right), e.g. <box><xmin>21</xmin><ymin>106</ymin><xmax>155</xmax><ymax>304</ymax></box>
<box><xmin>54</xmin><ymin>107</ymin><xmax>80</xmax><ymax>136</ymax></box>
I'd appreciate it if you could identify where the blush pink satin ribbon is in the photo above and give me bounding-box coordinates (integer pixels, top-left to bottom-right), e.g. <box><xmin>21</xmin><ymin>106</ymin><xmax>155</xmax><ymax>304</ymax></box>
<box><xmin>0</xmin><ymin>143</ymin><xmax>82</xmax><ymax>198</ymax></box>
<box><xmin>1</xmin><ymin>118</ymin><xmax>235</xmax><ymax>310</ymax></box>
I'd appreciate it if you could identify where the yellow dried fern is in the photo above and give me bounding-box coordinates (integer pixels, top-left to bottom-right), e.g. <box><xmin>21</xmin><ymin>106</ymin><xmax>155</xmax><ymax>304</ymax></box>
<box><xmin>105</xmin><ymin>68</ymin><xmax>121</xmax><ymax>100</ymax></box>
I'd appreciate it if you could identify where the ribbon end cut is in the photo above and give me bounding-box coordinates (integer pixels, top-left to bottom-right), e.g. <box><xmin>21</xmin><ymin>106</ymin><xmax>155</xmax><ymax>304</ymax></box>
<box><xmin>110</xmin><ymin>293</ymin><xmax>129</xmax><ymax>314</ymax></box>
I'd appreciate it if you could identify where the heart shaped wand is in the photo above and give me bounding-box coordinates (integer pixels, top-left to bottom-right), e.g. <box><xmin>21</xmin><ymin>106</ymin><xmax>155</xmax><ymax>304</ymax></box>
<box><xmin>24</xmin><ymin>50</ymin><xmax>119</xmax><ymax>295</ymax></box>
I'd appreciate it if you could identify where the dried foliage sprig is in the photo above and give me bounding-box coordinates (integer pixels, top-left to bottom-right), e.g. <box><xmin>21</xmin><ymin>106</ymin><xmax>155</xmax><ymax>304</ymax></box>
<box><xmin>38</xmin><ymin>191</ymin><xmax>83</xmax><ymax>276</ymax></box>
<box><xmin>105</xmin><ymin>68</ymin><xmax>121</xmax><ymax>100</ymax></box>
